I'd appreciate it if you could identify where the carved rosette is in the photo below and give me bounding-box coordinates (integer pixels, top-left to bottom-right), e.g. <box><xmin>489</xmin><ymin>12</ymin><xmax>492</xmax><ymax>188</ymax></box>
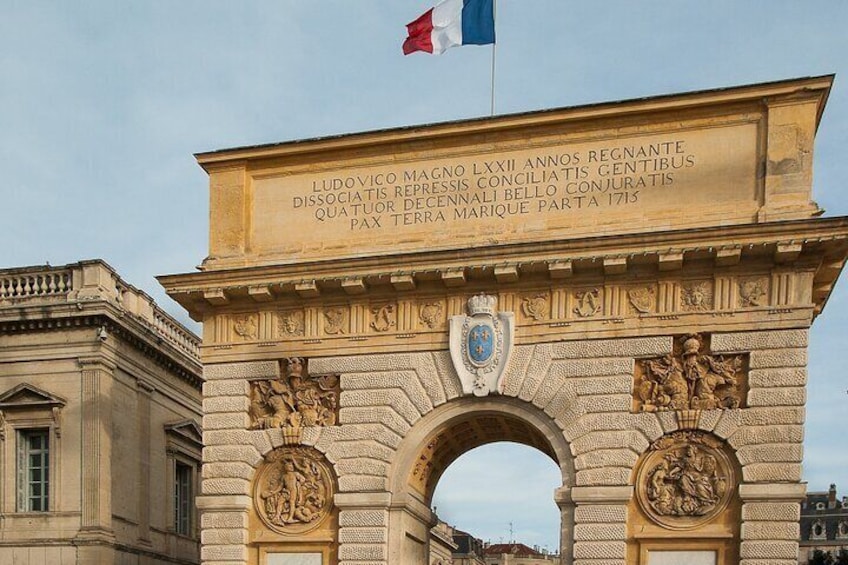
<box><xmin>633</xmin><ymin>334</ymin><xmax>747</xmax><ymax>413</ymax></box>
<box><xmin>249</xmin><ymin>358</ymin><xmax>340</xmax><ymax>431</ymax></box>
<box><xmin>636</xmin><ymin>431</ymin><xmax>735</xmax><ymax>530</ymax></box>
<box><xmin>254</xmin><ymin>446</ymin><xmax>334</xmax><ymax>534</ymax></box>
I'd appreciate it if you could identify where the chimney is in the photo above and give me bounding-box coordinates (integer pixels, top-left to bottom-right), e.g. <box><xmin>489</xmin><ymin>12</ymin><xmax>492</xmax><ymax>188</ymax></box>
<box><xmin>829</xmin><ymin>484</ymin><xmax>838</xmax><ymax>508</ymax></box>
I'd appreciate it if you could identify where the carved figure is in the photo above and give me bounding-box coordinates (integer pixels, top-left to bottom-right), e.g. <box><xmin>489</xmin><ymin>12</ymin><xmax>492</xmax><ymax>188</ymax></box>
<box><xmin>323</xmin><ymin>307</ymin><xmax>347</xmax><ymax>335</ymax></box>
<box><xmin>637</xmin><ymin>431</ymin><xmax>733</xmax><ymax>529</ymax></box>
<box><xmin>634</xmin><ymin>334</ymin><xmax>746</xmax><ymax>412</ymax></box>
<box><xmin>370</xmin><ymin>304</ymin><xmax>396</xmax><ymax>332</ymax></box>
<box><xmin>249</xmin><ymin>358</ymin><xmax>339</xmax><ymax>429</ymax></box>
<box><xmin>419</xmin><ymin>301</ymin><xmax>443</xmax><ymax>329</ymax></box>
<box><xmin>739</xmin><ymin>278</ymin><xmax>768</xmax><ymax>307</ymax></box>
<box><xmin>681</xmin><ymin>282</ymin><xmax>713</xmax><ymax>311</ymax></box>
<box><xmin>521</xmin><ymin>294</ymin><xmax>549</xmax><ymax>321</ymax></box>
<box><xmin>255</xmin><ymin>447</ymin><xmax>333</xmax><ymax>533</ymax></box>
<box><xmin>278</xmin><ymin>310</ymin><xmax>305</xmax><ymax>337</ymax></box>
<box><xmin>573</xmin><ymin>289</ymin><xmax>601</xmax><ymax>318</ymax></box>
<box><xmin>233</xmin><ymin>314</ymin><xmax>258</xmax><ymax>340</ymax></box>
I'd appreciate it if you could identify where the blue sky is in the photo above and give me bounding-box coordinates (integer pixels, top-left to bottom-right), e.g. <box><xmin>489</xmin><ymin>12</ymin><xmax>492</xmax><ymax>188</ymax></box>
<box><xmin>2</xmin><ymin>0</ymin><xmax>847</xmax><ymax>552</ymax></box>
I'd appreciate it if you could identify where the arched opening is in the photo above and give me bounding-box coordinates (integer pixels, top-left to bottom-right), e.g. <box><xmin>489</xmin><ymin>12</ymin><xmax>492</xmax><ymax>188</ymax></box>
<box><xmin>432</xmin><ymin>442</ymin><xmax>562</xmax><ymax>556</ymax></box>
<box><xmin>387</xmin><ymin>396</ymin><xmax>574</xmax><ymax>564</ymax></box>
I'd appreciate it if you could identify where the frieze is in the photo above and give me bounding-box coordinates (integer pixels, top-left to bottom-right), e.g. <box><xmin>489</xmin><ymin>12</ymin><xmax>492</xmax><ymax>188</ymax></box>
<box><xmin>323</xmin><ymin>307</ymin><xmax>348</xmax><ymax>335</ymax></box>
<box><xmin>254</xmin><ymin>446</ymin><xmax>334</xmax><ymax>534</ymax></box>
<box><xmin>370</xmin><ymin>303</ymin><xmax>397</xmax><ymax>333</ymax></box>
<box><xmin>249</xmin><ymin>358</ymin><xmax>340</xmax><ymax>430</ymax></box>
<box><xmin>739</xmin><ymin>276</ymin><xmax>769</xmax><ymax>308</ymax></box>
<box><xmin>573</xmin><ymin>288</ymin><xmax>602</xmax><ymax>318</ymax></box>
<box><xmin>521</xmin><ymin>293</ymin><xmax>549</xmax><ymax>321</ymax></box>
<box><xmin>633</xmin><ymin>334</ymin><xmax>747</xmax><ymax>412</ymax></box>
<box><xmin>681</xmin><ymin>281</ymin><xmax>713</xmax><ymax>311</ymax></box>
<box><xmin>233</xmin><ymin>314</ymin><xmax>259</xmax><ymax>341</ymax></box>
<box><xmin>628</xmin><ymin>286</ymin><xmax>655</xmax><ymax>314</ymax></box>
<box><xmin>419</xmin><ymin>301</ymin><xmax>444</xmax><ymax>329</ymax></box>
<box><xmin>277</xmin><ymin>310</ymin><xmax>305</xmax><ymax>337</ymax></box>
<box><xmin>636</xmin><ymin>431</ymin><xmax>735</xmax><ymax>530</ymax></box>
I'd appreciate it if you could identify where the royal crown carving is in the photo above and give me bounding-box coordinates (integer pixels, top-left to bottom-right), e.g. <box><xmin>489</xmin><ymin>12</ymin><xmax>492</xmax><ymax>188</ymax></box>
<box><xmin>633</xmin><ymin>334</ymin><xmax>747</xmax><ymax>412</ymax></box>
<box><xmin>249</xmin><ymin>358</ymin><xmax>339</xmax><ymax>430</ymax></box>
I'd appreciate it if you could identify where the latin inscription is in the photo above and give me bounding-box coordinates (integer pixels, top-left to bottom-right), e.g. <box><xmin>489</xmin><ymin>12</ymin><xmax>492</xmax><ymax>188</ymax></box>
<box><xmin>293</xmin><ymin>140</ymin><xmax>695</xmax><ymax>231</ymax></box>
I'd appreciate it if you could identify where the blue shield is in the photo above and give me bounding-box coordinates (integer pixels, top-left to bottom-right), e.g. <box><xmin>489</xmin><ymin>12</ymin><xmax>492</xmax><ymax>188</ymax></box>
<box><xmin>467</xmin><ymin>323</ymin><xmax>494</xmax><ymax>365</ymax></box>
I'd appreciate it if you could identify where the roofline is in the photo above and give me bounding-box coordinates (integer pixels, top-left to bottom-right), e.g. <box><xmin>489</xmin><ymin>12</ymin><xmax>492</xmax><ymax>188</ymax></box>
<box><xmin>194</xmin><ymin>74</ymin><xmax>834</xmax><ymax>170</ymax></box>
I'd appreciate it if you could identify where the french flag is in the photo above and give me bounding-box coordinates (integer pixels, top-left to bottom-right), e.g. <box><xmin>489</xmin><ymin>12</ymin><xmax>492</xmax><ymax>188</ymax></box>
<box><xmin>403</xmin><ymin>0</ymin><xmax>495</xmax><ymax>55</ymax></box>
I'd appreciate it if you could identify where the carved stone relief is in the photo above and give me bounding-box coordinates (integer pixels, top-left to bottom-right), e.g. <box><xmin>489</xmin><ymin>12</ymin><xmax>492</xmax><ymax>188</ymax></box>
<box><xmin>370</xmin><ymin>303</ymin><xmax>396</xmax><ymax>333</ymax></box>
<box><xmin>739</xmin><ymin>277</ymin><xmax>768</xmax><ymax>308</ymax></box>
<box><xmin>323</xmin><ymin>307</ymin><xmax>347</xmax><ymax>335</ymax></box>
<box><xmin>521</xmin><ymin>293</ymin><xmax>549</xmax><ymax>321</ymax></box>
<box><xmin>254</xmin><ymin>446</ymin><xmax>334</xmax><ymax>534</ymax></box>
<box><xmin>278</xmin><ymin>310</ymin><xmax>305</xmax><ymax>337</ymax></box>
<box><xmin>573</xmin><ymin>288</ymin><xmax>601</xmax><ymax>318</ymax></box>
<box><xmin>636</xmin><ymin>431</ymin><xmax>735</xmax><ymax>530</ymax></box>
<box><xmin>681</xmin><ymin>281</ymin><xmax>713</xmax><ymax>311</ymax></box>
<box><xmin>249</xmin><ymin>358</ymin><xmax>339</xmax><ymax>430</ymax></box>
<box><xmin>633</xmin><ymin>334</ymin><xmax>747</xmax><ymax>412</ymax></box>
<box><xmin>419</xmin><ymin>301</ymin><xmax>443</xmax><ymax>329</ymax></box>
<box><xmin>233</xmin><ymin>314</ymin><xmax>259</xmax><ymax>341</ymax></box>
<box><xmin>628</xmin><ymin>286</ymin><xmax>655</xmax><ymax>314</ymax></box>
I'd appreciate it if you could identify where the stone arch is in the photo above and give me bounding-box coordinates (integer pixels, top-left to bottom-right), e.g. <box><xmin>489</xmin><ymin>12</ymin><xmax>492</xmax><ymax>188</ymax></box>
<box><xmin>386</xmin><ymin>395</ymin><xmax>575</xmax><ymax>564</ymax></box>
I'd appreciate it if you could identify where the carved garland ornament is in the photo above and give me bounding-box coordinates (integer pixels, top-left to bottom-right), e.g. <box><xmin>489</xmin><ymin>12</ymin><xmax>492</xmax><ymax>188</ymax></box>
<box><xmin>636</xmin><ymin>431</ymin><xmax>735</xmax><ymax>530</ymax></box>
<box><xmin>249</xmin><ymin>358</ymin><xmax>339</xmax><ymax>430</ymax></box>
<box><xmin>254</xmin><ymin>446</ymin><xmax>334</xmax><ymax>534</ymax></box>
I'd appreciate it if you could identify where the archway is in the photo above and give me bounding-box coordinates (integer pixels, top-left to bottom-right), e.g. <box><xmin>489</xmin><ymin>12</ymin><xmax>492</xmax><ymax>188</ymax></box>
<box><xmin>387</xmin><ymin>396</ymin><xmax>575</xmax><ymax>564</ymax></box>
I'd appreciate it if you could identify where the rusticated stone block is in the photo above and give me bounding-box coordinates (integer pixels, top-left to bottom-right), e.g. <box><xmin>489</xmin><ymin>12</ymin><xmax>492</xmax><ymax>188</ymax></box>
<box><xmin>573</xmin><ymin>541</ymin><xmax>627</xmax><ymax>560</ymax></box>
<box><xmin>339</xmin><ymin>527</ymin><xmax>388</xmax><ymax>544</ymax></box>
<box><xmin>202</xmin><ymin>462</ymin><xmax>254</xmax><ymax>480</ymax></box>
<box><xmin>431</xmin><ymin>350</ymin><xmax>462</xmax><ymax>400</ymax></box>
<box><xmin>736</xmin><ymin>443</ymin><xmax>803</xmax><ymax>465</ymax></box>
<box><xmin>741</xmin><ymin>407</ymin><xmax>805</xmax><ymax>426</ymax></box>
<box><xmin>573</xmin><ymin>523</ymin><xmax>627</xmax><ymax>541</ymax></box>
<box><xmin>335</xmin><ymin>458</ymin><xmax>389</xmax><ymax>478</ymax></box>
<box><xmin>574</xmin><ymin>375</ymin><xmax>632</xmax><ymax>396</ymax></box>
<box><xmin>203</xmin><ymin>412</ymin><xmax>250</xmax><ymax>431</ymax></box>
<box><xmin>570</xmin><ymin>431</ymin><xmax>649</xmax><ymax>456</ymax></box>
<box><xmin>575</xmin><ymin>467</ymin><xmax>631</xmax><ymax>486</ymax></box>
<box><xmin>712</xmin><ymin>408</ymin><xmax>742</xmax><ymax>439</ymax></box>
<box><xmin>203</xmin><ymin>445</ymin><xmax>261</xmax><ymax>465</ymax></box>
<box><xmin>530</xmin><ymin>370</ymin><xmax>572</xmax><ymax>410</ymax></box>
<box><xmin>201</xmin><ymin>528</ymin><xmax>249</xmax><ymax>545</ymax></box>
<box><xmin>517</xmin><ymin>344</ymin><xmax>555</xmax><ymax>401</ymax></box>
<box><xmin>200</xmin><ymin>511</ymin><xmax>248</xmax><ymax>529</ymax></box>
<box><xmin>204</xmin><ymin>360</ymin><xmax>279</xmax><ymax>381</ymax></box>
<box><xmin>339</xmin><ymin>510</ymin><xmax>388</xmax><ymax>528</ymax></box>
<box><xmin>712</xmin><ymin>329</ymin><xmax>808</xmax><ymax>352</ymax></box>
<box><xmin>201</xmin><ymin>478</ymin><xmax>251</xmax><ymax>496</ymax></box>
<box><xmin>203</xmin><ymin>396</ymin><xmax>250</xmax><ymax>414</ymax></box>
<box><xmin>740</xmin><ymin>560</ymin><xmax>798</xmax><ymax>565</ymax></box>
<box><xmin>573</xmin><ymin>560</ymin><xmax>626</xmax><ymax>565</ymax></box>
<box><xmin>203</xmin><ymin>379</ymin><xmax>250</xmax><ymax>397</ymax></box>
<box><xmin>203</xmin><ymin>429</ymin><xmax>251</xmax><ymax>447</ymax></box>
<box><xmin>739</xmin><ymin>540</ymin><xmax>798</xmax><ymax>560</ymax></box>
<box><xmin>747</xmin><ymin>387</ymin><xmax>805</xmax><ymax>407</ymax></box>
<box><xmin>749</xmin><ymin>348</ymin><xmax>807</xmax><ymax>369</ymax></box>
<box><xmin>728</xmin><ymin>424</ymin><xmax>803</xmax><ymax>447</ymax></box>
<box><xmin>748</xmin><ymin>368</ymin><xmax>807</xmax><ymax>388</ymax></box>
<box><xmin>340</xmin><ymin>407</ymin><xmax>411</xmax><ymax>436</ymax></box>
<box><xmin>576</xmin><ymin>394</ymin><xmax>631</xmax><ymax>414</ymax></box>
<box><xmin>741</xmin><ymin>521</ymin><xmax>800</xmax><ymax>540</ymax></box>
<box><xmin>343</xmin><ymin>371</ymin><xmax>433</xmax><ymax>415</ymax></box>
<box><xmin>320</xmin><ymin>423</ymin><xmax>402</xmax><ymax>449</ymax></box>
<box><xmin>574</xmin><ymin>449</ymin><xmax>638</xmax><ymax>471</ymax></box>
<box><xmin>697</xmin><ymin>409</ymin><xmax>722</xmax><ymax>432</ymax></box>
<box><xmin>551</xmin><ymin>336</ymin><xmax>671</xmax><ymax>359</ymax></box>
<box><xmin>574</xmin><ymin>504</ymin><xmax>627</xmax><ymax>523</ymax></box>
<box><xmin>341</xmin><ymin>390</ymin><xmax>421</xmax><ymax>425</ymax></box>
<box><xmin>201</xmin><ymin>544</ymin><xmax>249</xmax><ymax>562</ymax></box>
<box><xmin>742</xmin><ymin>502</ymin><xmax>800</xmax><ymax>522</ymax></box>
<box><xmin>338</xmin><ymin>543</ymin><xmax>386</xmax><ymax>561</ymax></box>
<box><xmin>742</xmin><ymin>462</ymin><xmax>802</xmax><ymax>483</ymax></box>
<box><xmin>500</xmin><ymin>344</ymin><xmax>535</xmax><ymax>397</ymax></box>
<box><xmin>338</xmin><ymin>475</ymin><xmax>388</xmax><ymax>492</ymax></box>
<box><xmin>326</xmin><ymin>440</ymin><xmax>395</xmax><ymax>463</ymax></box>
<box><xmin>553</xmin><ymin>358</ymin><xmax>636</xmax><ymax>379</ymax></box>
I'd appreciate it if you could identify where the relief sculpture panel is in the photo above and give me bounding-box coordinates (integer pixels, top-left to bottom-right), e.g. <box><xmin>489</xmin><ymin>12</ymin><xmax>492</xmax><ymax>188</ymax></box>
<box><xmin>254</xmin><ymin>446</ymin><xmax>335</xmax><ymax>534</ymax></box>
<box><xmin>249</xmin><ymin>358</ymin><xmax>340</xmax><ymax>430</ymax></box>
<box><xmin>633</xmin><ymin>334</ymin><xmax>747</xmax><ymax>413</ymax></box>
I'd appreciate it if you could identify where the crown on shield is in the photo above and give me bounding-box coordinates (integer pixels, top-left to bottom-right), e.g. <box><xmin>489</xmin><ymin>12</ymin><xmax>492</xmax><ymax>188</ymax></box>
<box><xmin>467</xmin><ymin>293</ymin><xmax>497</xmax><ymax>316</ymax></box>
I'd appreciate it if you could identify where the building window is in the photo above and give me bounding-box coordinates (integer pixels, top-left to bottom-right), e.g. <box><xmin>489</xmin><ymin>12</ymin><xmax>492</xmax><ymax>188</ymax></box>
<box><xmin>17</xmin><ymin>429</ymin><xmax>49</xmax><ymax>512</ymax></box>
<box><xmin>174</xmin><ymin>461</ymin><xmax>193</xmax><ymax>535</ymax></box>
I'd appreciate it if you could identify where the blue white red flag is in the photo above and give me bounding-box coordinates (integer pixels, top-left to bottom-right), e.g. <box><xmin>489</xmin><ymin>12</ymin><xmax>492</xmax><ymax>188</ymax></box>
<box><xmin>403</xmin><ymin>0</ymin><xmax>495</xmax><ymax>55</ymax></box>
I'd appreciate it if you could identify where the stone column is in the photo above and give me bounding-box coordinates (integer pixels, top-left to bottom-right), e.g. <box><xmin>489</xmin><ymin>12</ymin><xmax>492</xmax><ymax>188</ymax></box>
<box><xmin>571</xmin><ymin>485</ymin><xmax>631</xmax><ymax>565</ymax></box>
<box><xmin>75</xmin><ymin>356</ymin><xmax>117</xmax><ymax>562</ymax></box>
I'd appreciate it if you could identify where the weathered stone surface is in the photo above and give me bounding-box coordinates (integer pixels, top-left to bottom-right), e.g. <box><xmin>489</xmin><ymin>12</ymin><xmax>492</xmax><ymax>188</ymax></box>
<box><xmin>341</xmin><ymin>389</ymin><xmax>422</xmax><ymax>425</ymax></box>
<box><xmin>748</xmin><ymin>367</ymin><xmax>807</xmax><ymax>388</ymax></box>
<box><xmin>574</xmin><ymin>449</ymin><xmax>638</xmax><ymax>471</ymax></box>
<box><xmin>203</xmin><ymin>379</ymin><xmax>250</xmax><ymax>397</ymax></box>
<box><xmin>200</xmin><ymin>511</ymin><xmax>248</xmax><ymax>529</ymax></box>
<box><xmin>202</xmin><ymin>462</ymin><xmax>254</xmax><ymax>480</ymax></box>
<box><xmin>339</xmin><ymin>527</ymin><xmax>388</xmax><ymax>544</ymax></box>
<box><xmin>326</xmin><ymin>440</ymin><xmax>395</xmax><ymax>464</ymax></box>
<box><xmin>335</xmin><ymin>458</ymin><xmax>389</xmax><ymax>478</ymax></box>
<box><xmin>203</xmin><ymin>396</ymin><xmax>250</xmax><ymax>414</ymax></box>
<box><xmin>340</xmin><ymin>407</ymin><xmax>411</xmax><ymax>436</ymax></box>
<box><xmin>736</xmin><ymin>443</ymin><xmax>803</xmax><ymax>465</ymax></box>
<box><xmin>573</xmin><ymin>541</ymin><xmax>627</xmax><ymax>559</ymax></box>
<box><xmin>728</xmin><ymin>425</ymin><xmax>804</xmax><ymax>447</ymax></box>
<box><xmin>204</xmin><ymin>361</ymin><xmax>278</xmax><ymax>381</ymax></box>
<box><xmin>741</xmin><ymin>521</ymin><xmax>800</xmax><ymax>540</ymax></box>
<box><xmin>201</xmin><ymin>478</ymin><xmax>251</xmax><ymax>496</ymax></box>
<box><xmin>343</xmin><ymin>370</ymin><xmax>433</xmax><ymax>416</ymax></box>
<box><xmin>338</xmin><ymin>475</ymin><xmax>388</xmax><ymax>492</ymax></box>
<box><xmin>741</xmin><ymin>502</ymin><xmax>800</xmax><ymax>522</ymax></box>
<box><xmin>712</xmin><ymin>329</ymin><xmax>808</xmax><ymax>352</ymax></box>
<box><xmin>741</xmin><ymin>407</ymin><xmax>805</xmax><ymax>426</ymax></box>
<box><xmin>574</xmin><ymin>375</ymin><xmax>633</xmax><ymax>396</ymax></box>
<box><xmin>203</xmin><ymin>411</ymin><xmax>250</xmax><ymax>430</ymax></box>
<box><xmin>570</xmin><ymin>431</ymin><xmax>649</xmax><ymax>456</ymax></box>
<box><xmin>338</xmin><ymin>544</ymin><xmax>386</xmax><ymax>561</ymax></box>
<box><xmin>201</xmin><ymin>528</ymin><xmax>249</xmax><ymax>545</ymax></box>
<box><xmin>431</xmin><ymin>350</ymin><xmax>462</xmax><ymax>400</ymax></box>
<box><xmin>742</xmin><ymin>462</ymin><xmax>802</xmax><ymax>483</ymax></box>
<box><xmin>551</xmin><ymin>337</ymin><xmax>671</xmax><ymax>359</ymax></box>
<box><xmin>339</xmin><ymin>510</ymin><xmax>388</xmax><ymax>528</ymax></box>
<box><xmin>203</xmin><ymin>445</ymin><xmax>261</xmax><ymax>465</ymax></box>
<box><xmin>575</xmin><ymin>467</ymin><xmax>631</xmax><ymax>487</ymax></box>
<box><xmin>747</xmin><ymin>387</ymin><xmax>805</xmax><ymax>407</ymax></box>
<box><xmin>201</xmin><ymin>544</ymin><xmax>249</xmax><ymax>562</ymax></box>
<box><xmin>748</xmin><ymin>348</ymin><xmax>807</xmax><ymax>369</ymax></box>
<box><xmin>500</xmin><ymin>344</ymin><xmax>535</xmax><ymax>397</ymax></box>
<box><xmin>517</xmin><ymin>343</ymin><xmax>554</xmax><ymax>401</ymax></box>
<box><xmin>573</xmin><ymin>523</ymin><xmax>627</xmax><ymax>541</ymax></box>
<box><xmin>739</xmin><ymin>540</ymin><xmax>798</xmax><ymax>560</ymax></box>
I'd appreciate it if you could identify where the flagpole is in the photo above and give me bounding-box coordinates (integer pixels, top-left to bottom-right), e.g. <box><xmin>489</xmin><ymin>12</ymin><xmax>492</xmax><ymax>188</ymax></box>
<box><xmin>490</xmin><ymin>0</ymin><xmax>497</xmax><ymax>116</ymax></box>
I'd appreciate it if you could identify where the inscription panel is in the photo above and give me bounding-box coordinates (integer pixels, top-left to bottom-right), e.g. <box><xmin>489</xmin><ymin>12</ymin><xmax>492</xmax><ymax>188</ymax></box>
<box><xmin>252</xmin><ymin>123</ymin><xmax>758</xmax><ymax>261</ymax></box>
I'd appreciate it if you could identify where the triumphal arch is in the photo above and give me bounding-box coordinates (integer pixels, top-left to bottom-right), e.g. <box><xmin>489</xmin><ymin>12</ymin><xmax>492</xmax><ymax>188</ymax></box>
<box><xmin>160</xmin><ymin>75</ymin><xmax>848</xmax><ymax>565</ymax></box>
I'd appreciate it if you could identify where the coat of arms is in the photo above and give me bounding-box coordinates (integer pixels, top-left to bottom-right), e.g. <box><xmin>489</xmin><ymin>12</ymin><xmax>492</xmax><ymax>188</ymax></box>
<box><xmin>449</xmin><ymin>294</ymin><xmax>514</xmax><ymax>396</ymax></box>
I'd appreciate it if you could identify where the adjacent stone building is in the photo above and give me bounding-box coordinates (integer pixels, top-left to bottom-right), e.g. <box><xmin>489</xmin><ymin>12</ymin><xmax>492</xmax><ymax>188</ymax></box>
<box><xmin>799</xmin><ymin>485</ymin><xmax>848</xmax><ymax>564</ymax></box>
<box><xmin>0</xmin><ymin>260</ymin><xmax>202</xmax><ymax>564</ymax></box>
<box><xmin>160</xmin><ymin>75</ymin><xmax>848</xmax><ymax>565</ymax></box>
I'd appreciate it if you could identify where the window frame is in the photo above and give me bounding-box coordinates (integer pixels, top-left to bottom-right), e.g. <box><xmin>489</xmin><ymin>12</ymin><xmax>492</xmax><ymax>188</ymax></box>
<box><xmin>17</xmin><ymin>428</ymin><xmax>50</xmax><ymax>512</ymax></box>
<box><xmin>165</xmin><ymin>420</ymin><xmax>202</xmax><ymax>539</ymax></box>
